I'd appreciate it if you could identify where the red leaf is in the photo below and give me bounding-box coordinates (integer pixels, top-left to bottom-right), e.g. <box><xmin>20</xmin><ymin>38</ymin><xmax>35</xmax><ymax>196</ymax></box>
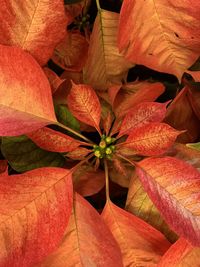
<box><xmin>102</xmin><ymin>200</ymin><xmax>170</xmax><ymax>266</ymax></box>
<box><xmin>0</xmin><ymin>160</ymin><xmax>7</xmax><ymax>174</ymax></box>
<box><xmin>37</xmin><ymin>194</ymin><xmax>123</xmax><ymax>267</ymax></box>
<box><xmin>0</xmin><ymin>0</ymin><xmax>68</xmax><ymax>65</ymax></box>
<box><xmin>119</xmin><ymin>102</ymin><xmax>169</xmax><ymax>137</ymax></box>
<box><xmin>67</xmin><ymin>147</ymin><xmax>91</xmax><ymax>160</ymax></box>
<box><xmin>123</xmin><ymin>122</ymin><xmax>180</xmax><ymax>156</ymax></box>
<box><xmin>0</xmin><ymin>45</ymin><xmax>57</xmax><ymax>136</ymax></box>
<box><xmin>73</xmin><ymin>165</ymin><xmax>105</xmax><ymax>196</ymax></box>
<box><xmin>118</xmin><ymin>0</ymin><xmax>200</xmax><ymax>80</ymax></box>
<box><xmin>158</xmin><ymin>238</ymin><xmax>200</xmax><ymax>266</ymax></box>
<box><xmin>0</xmin><ymin>167</ymin><xmax>73</xmax><ymax>267</ymax></box>
<box><xmin>137</xmin><ymin>157</ymin><xmax>200</xmax><ymax>246</ymax></box>
<box><xmin>52</xmin><ymin>31</ymin><xmax>89</xmax><ymax>72</ymax></box>
<box><xmin>67</xmin><ymin>82</ymin><xmax>101</xmax><ymax>133</ymax></box>
<box><xmin>27</xmin><ymin>127</ymin><xmax>82</xmax><ymax>153</ymax></box>
<box><xmin>165</xmin><ymin>86</ymin><xmax>200</xmax><ymax>143</ymax></box>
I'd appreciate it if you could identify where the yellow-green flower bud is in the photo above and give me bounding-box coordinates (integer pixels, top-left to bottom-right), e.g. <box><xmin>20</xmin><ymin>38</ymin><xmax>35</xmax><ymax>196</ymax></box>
<box><xmin>94</xmin><ymin>150</ymin><xmax>101</xmax><ymax>158</ymax></box>
<box><xmin>105</xmin><ymin>147</ymin><xmax>112</xmax><ymax>155</ymax></box>
<box><xmin>105</xmin><ymin>136</ymin><xmax>112</xmax><ymax>144</ymax></box>
<box><xmin>99</xmin><ymin>140</ymin><xmax>106</xmax><ymax>149</ymax></box>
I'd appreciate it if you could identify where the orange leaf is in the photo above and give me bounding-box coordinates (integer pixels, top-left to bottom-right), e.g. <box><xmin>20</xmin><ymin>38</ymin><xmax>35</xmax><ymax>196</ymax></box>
<box><xmin>27</xmin><ymin>127</ymin><xmax>82</xmax><ymax>153</ymax></box>
<box><xmin>0</xmin><ymin>167</ymin><xmax>73</xmax><ymax>267</ymax></box>
<box><xmin>165</xmin><ymin>86</ymin><xmax>200</xmax><ymax>143</ymax></box>
<box><xmin>0</xmin><ymin>160</ymin><xmax>7</xmax><ymax>174</ymax></box>
<box><xmin>0</xmin><ymin>45</ymin><xmax>57</xmax><ymax>136</ymax></box>
<box><xmin>67</xmin><ymin>147</ymin><xmax>91</xmax><ymax>160</ymax></box>
<box><xmin>158</xmin><ymin>238</ymin><xmax>200</xmax><ymax>266</ymax></box>
<box><xmin>0</xmin><ymin>0</ymin><xmax>67</xmax><ymax>65</ymax></box>
<box><xmin>37</xmin><ymin>194</ymin><xmax>123</xmax><ymax>267</ymax></box>
<box><xmin>119</xmin><ymin>102</ymin><xmax>169</xmax><ymax>137</ymax></box>
<box><xmin>102</xmin><ymin>200</ymin><xmax>170</xmax><ymax>266</ymax></box>
<box><xmin>137</xmin><ymin>157</ymin><xmax>200</xmax><ymax>246</ymax></box>
<box><xmin>123</xmin><ymin>122</ymin><xmax>181</xmax><ymax>156</ymax></box>
<box><xmin>84</xmin><ymin>9</ymin><xmax>132</xmax><ymax>91</ymax></box>
<box><xmin>67</xmin><ymin>82</ymin><xmax>101</xmax><ymax>133</ymax></box>
<box><xmin>52</xmin><ymin>31</ymin><xmax>89</xmax><ymax>72</ymax></box>
<box><xmin>43</xmin><ymin>68</ymin><xmax>66</xmax><ymax>94</ymax></box>
<box><xmin>113</xmin><ymin>81</ymin><xmax>165</xmax><ymax>118</ymax></box>
<box><xmin>73</xmin><ymin>165</ymin><xmax>105</xmax><ymax>196</ymax></box>
<box><xmin>118</xmin><ymin>0</ymin><xmax>200</xmax><ymax>80</ymax></box>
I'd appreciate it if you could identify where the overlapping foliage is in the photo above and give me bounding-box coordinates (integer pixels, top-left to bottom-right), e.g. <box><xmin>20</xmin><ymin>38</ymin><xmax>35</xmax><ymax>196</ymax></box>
<box><xmin>1</xmin><ymin>0</ymin><xmax>200</xmax><ymax>266</ymax></box>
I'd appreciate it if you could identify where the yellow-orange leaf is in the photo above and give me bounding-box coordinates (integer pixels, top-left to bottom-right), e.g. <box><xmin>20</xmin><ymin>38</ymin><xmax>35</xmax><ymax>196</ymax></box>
<box><xmin>158</xmin><ymin>238</ymin><xmax>200</xmax><ymax>266</ymax></box>
<box><xmin>37</xmin><ymin>194</ymin><xmax>123</xmax><ymax>267</ymax></box>
<box><xmin>0</xmin><ymin>167</ymin><xmax>73</xmax><ymax>267</ymax></box>
<box><xmin>102</xmin><ymin>200</ymin><xmax>170</xmax><ymax>267</ymax></box>
<box><xmin>84</xmin><ymin>9</ymin><xmax>132</xmax><ymax>91</ymax></box>
<box><xmin>118</xmin><ymin>0</ymin><xmax>200</xmax><ymax>80</ymax></box>
<box><xmin>0</xmin><ymin>0</ymin><xmax>67</xmax><ymax>65</ymax></box>
<box><xmin>126</xmin><ymin>172</ymin><xmax>177</xmax><ymax>242</ymax></box>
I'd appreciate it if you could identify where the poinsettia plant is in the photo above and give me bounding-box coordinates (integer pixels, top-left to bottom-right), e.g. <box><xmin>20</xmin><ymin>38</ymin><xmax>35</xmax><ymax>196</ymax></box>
<box><xmin>1</xmin><ymin>0</ymin><xmax>200</xmax><ymax>266</ymax></box>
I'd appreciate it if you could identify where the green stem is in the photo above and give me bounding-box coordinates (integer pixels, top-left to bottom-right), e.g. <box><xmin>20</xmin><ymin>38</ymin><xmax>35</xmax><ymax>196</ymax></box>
<box><xmin>104</xmin><ymin>159</ymin><xmax>110</xmax><ymax>201</ymax></box>
<box><xmin>57</xmin><ymin>122</ymin><xmax>94</xmax><ymax>144</ymax></box>
<box><xmin>95</xmin><ymin>0</ymin><xmax>101</xmax><ymax>10</ymax></box>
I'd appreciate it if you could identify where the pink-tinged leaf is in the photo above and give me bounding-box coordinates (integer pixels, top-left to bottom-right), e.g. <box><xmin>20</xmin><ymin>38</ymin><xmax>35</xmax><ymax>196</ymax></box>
<box><xmin>67</xmin><ymin>82</ymin><xmax>101</xmax><ymax>133</ymax></box>
<box><xmin>113</xmin><ymin>81</ymin><xmax>165</xmax><ymax>118</ymax></box>
<box><xmin>0</xmin><ymin>45</ymin><xmax>57</xmax><ymax>136</ymax></box>
<box><xmin>165</xmin><ymin>86</ymin><xmax>200</xmax><ymax>143</ymax></box>
<box><xmin>137</xmin><ymin>156</ymin><xmax>200</xmax><ymax>246</ymax></box>
<box><xmin>43</xmin><ymin>68</ymin><xmax>66</xmax><ymax>94</ymax></box>
<box><xmin>118</xmin><ymin>0</ymin><xmax>200</xmax><ymax>80</ymax></box>
<box><xmin>119</xmin><ymin>101</ymin><xmax>169</xmax><ymax>137</ymax></box>
<box><xmin>102</xmin><ymin>200</ymin><xmax>170</xmax><ymax>267</ymax></box>
<box><xmin>0</xmin><ymin>160</ymin><xmax>7</xmax><ymax>174</ymax></box>
<box><xmin>65</xmin><ymin>3</ymin><xmax>84</xmax><ymax>25</ymax></box>
<box><xmin>123</xmin><ymin>122</ymin><xmax>181</xmax><ymax>156</ymax></box>
<box><xmin>0</xmin><ymin>167</ymin><xmax>73</xmax><ymax>267</ymax></box>
<box><xmin>84</xmin><ymin>9</ymin><xmax>132</xmax><ymax>91</ymax></box>
<box><xmin>158</xmin><ymin>238</ymin><xmax>200</xmax><ymax>266</ymax></box>
<box><xmin>73</xmin><ymin>165</ymin><xmax>105</xmax><ymax>196</ymax></box>
<box><xmin>27</xmin><ymin>127</ymin><xmax>82</xmax><ymax>153</ymax></box>
<box><xmin>37</xmin><ymin>194</ymin><xmax>123</xmax><ymax>267</ymax></box>
<box><xmin>52</xmin><ymin>31</ymin><xmax>88</xmax><ymax>72</ymax></box>
<box><xmin>0</xmin><ymin>0</ymin><xmax>68</xmax><ymax>65</ymax></box>
<box><xmin>67</xmin><ymin>147</ymin><xmax>91</xmax><ymax>160</ymax></box>
<box><xmin>126</xmin><ymin>171</ymin><xmax>178</xmax><ymax>242</ymax></box>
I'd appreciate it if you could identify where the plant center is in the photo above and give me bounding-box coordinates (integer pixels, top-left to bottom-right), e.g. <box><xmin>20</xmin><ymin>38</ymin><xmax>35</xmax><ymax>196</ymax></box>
<box><xmin>93</xmin><ymin>135</ymin><xmax>116</xmax><ymax>159</ymax></box>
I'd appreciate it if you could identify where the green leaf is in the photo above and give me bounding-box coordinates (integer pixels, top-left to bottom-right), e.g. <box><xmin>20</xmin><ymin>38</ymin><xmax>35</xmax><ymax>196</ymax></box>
<box><xmin>55</xmin><ymin>104</ymin><xmax>80</xmax><ymax>132</ymax></box>
<box><xmin>186</xmin><ymin>142</ymin><xmax>200</xmax><ymax>151</ymax></box>
<box><xmin>1</xmin><ymin>136</ymin><xmax>65</xmax><ymax>172</ymax></box>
